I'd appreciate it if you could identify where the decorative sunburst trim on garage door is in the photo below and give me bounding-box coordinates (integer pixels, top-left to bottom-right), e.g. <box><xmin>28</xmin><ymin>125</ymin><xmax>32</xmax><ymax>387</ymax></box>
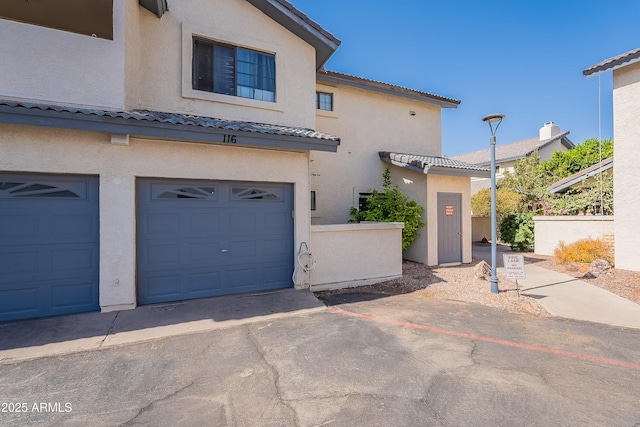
<box><xmin>0</xmin><ymin>181</ymin><xmax>85</xmax><ymax>199</ymax></box>
<box><xmin>153</xmin><ymin>185</ymin><xmax>217</xmax><ymax>200</ymax></box>
<box><xmin>231</xmin><ymin>187</ymin><xmax>283</xmax><ymax>201</ymax></box>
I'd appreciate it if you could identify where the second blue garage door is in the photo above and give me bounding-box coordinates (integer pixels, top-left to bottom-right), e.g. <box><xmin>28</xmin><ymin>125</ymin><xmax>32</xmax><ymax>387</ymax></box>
<box><xmin>136</xmin><ymin>179</ymin><xmax>294</xmax><ymax>304</ymax></box>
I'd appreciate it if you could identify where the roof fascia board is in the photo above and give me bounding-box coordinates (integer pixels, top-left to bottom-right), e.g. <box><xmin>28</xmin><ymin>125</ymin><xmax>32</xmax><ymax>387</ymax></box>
<box><xmin>0</xmin><ymin>105</ymin><xmax>339</xmax><ymax>152</ymax></box>
<box><xmin>317</xmin><ymin>73</ymin><xmax>459</xmax><ymax>108</ymax></box>
<box><xmin>245</xmin><ymin>0</ymin><xmax>339</xmax><ymax>69</ymax></box>
<box><xmin>426</xmin><ymin>166</ymin><xmax>490</xmax><ymax>178</ymax></box>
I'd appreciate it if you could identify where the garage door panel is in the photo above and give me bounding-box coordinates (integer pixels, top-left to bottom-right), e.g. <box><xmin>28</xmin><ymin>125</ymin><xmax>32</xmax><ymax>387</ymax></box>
<box><xmin>0</xmin><ymin>215</ymin><xmax>39</xmax><ymax>240</ymax></box>
<box><xmin>137</xmin><ymin>179</ymin><xmax>293</xmax><ymax>304</ymax></box>
<box><xmin>50</xmin><ymin>280</ymin><xmax>97</xmax><ymax>310</ymax></box>
<box><xmin>188</xmin><ymin>271</ymin><xmax>222</xmax><ymax>293</ymax></box>
<box><xmin>189</xmin><ymin>213</ymin><xmax>221</xmax><ymax>233</ymax></box>
<box><xmin>188</xmin><ymin>242</ymin><xmax>222</xmax><ymax>263</ymax></box>
<box><xmin>145</xmin><ymin>243</ymin><xmax>183</xmax><ymax>266</ymax></box>
<box><xmin>141</xmin><ymin>275</ymin><xmax>181</xmax><ymax>302</ymax></box>
<box><xmin>0</xmin><ymin>250</ymin><xmax>38</xmax><ymax>275</ymax></box>
<box><xmin>0</xmin><ymin>287</ymin><xmax>39</xmax><ymax>318</ymax></box>
<box><xmin>51</xmin><ymin>246</ymin><xmax>96</xmax><ymax>273</ymax></box>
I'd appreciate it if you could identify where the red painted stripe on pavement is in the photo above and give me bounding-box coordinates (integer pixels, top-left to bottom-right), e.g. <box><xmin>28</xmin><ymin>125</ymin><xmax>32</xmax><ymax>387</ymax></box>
<box><xmin>327</xmin><ymin>306</ymin><xmax>640</xmax><ymax>371</ymax></box>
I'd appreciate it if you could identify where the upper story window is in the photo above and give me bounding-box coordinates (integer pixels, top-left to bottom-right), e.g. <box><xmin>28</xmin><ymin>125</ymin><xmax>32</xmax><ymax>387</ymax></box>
<box><xmin>316</xmin><ymin>91</ymin><xmax>333</xmax><ymax>111</ymax></box>
<box><xmin>192</xmin><ymin>37</ymin><xmax>276</xmax><ymax>102</ymax></box>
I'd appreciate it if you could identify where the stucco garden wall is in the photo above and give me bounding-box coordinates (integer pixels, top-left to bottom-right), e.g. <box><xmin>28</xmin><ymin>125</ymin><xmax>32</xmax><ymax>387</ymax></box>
<box><xmin>310</xmin><ymin>222</ymin><xmax>404</xmax><ymax>291</ymax></box>
<box><xmin>533</xmin><ymin>216</ymin><xmax>614</xmax><ymax>256</ymax></box>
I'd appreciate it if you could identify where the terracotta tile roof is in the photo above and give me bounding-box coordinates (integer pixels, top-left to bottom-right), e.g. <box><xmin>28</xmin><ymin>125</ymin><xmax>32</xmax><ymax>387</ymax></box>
<box><xmin>0</xmin><ymin>99</ymin><xmax>340</xmax><ymax>141</ymax></box>
<box><xmin>583</xmin><ymin>47</ymin><xmax>640</xmax><ymax>77</ymax></box>
<box><xmin>379</xmin><ymin>151</ymin><xmax>490</xmax><ymax>177</ymax></box>
<box><xmin>450</xmin><ymin>131</ymin><xmax>572</xmax><ymax>166</ymax></box>
<box><xmin>318</xmin><ymin>70</ymin><xmax>460</xmax><ymax>108</ymax></box>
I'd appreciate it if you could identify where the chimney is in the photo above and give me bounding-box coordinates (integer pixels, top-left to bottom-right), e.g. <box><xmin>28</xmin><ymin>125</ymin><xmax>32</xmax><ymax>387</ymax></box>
<box><xmin>539</xmin><ymin>122</ymin><xmax>561</xmax><ymax>141</ymax></box>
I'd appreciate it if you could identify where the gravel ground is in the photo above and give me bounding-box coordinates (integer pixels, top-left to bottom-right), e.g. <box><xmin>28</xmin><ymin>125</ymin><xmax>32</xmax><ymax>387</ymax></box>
<box><xmin>316</xmin><ymin>255</ymin><xmax>640</xmax><ymax>317</ymax></box>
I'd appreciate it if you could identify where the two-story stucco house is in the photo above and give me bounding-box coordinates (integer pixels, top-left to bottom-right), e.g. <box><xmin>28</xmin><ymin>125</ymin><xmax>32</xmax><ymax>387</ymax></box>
<box><xmin>584</xmin><ymin>47</ymin><xmax>640</xmax><ymax>272</ymax></box>
<box><xmin>0</xmin><ymin>0</ymin><xmax>485</xmax><ymax>322</ymax></box>
<box><xmin>0</xmin><ymin>0</ymin><xmax>345</xmax><ymax>322</ymax></box>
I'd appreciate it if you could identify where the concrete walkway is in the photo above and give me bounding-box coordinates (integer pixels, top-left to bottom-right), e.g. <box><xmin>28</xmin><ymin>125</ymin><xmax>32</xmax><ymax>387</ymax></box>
<box><xmin>474</xmin><ymin>243</ymin><xmax>640</xmax><ymax>329</ymax></box>
<box><xmin>0</xmin><ymin>288</ymin><xmax>325</xmax><ymax>363</ymax></box>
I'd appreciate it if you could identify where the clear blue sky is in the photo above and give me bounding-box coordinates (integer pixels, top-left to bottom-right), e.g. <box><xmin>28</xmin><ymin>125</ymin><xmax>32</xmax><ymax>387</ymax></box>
<box><xmin>291</xmin><ymin>0</ymin><xmax>640</xmax><ymax>156</ymax></box>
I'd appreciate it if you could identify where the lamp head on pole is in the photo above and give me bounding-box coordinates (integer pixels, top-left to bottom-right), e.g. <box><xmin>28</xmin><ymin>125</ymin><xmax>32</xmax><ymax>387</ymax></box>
<box><xmin>482</xmin><ymin>113</ymin><xmax>505</xmax><ymax>139</ymax></box>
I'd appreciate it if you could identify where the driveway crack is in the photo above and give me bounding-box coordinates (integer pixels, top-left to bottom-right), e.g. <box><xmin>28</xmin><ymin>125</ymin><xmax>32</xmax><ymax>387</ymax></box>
<box><xmin>118</xmin><ymin>379</ymin><xmax>197</xmax><ymax>426</ymax></box>
<box><xmin>246</xmin><ymin>325</ymin><xmax>300</xmax><ymax>427</ymax></box>
<box><xmin>99</xmin><ymin>311</ymin><xmax>120</xmax><ymax>348</ymax></box>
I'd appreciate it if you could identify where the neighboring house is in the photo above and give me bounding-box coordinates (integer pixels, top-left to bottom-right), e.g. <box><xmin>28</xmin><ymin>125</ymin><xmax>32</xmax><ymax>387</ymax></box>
<box><xmin>451</xmin><ymin>122</ymin><xmax>575</xmax><ymax>196</ymax></box>
<box><xmin>312</xmin><ymin>70</ymin><xmax>489</xmax><ymax>266</ymax></box>
<box><xmin>584</xmin><ymin>47</ymin><xmax>640</xmax><ymax>272</ymax></box>
<box><xmin>548</xmin><ymin>157</ymin><xmax>613</xmax><ymax>195</ymax></box>
<box><xmin>0</xmin><ymin>0</ymin><xmax>485</xmax><ymax>323</ymax></box>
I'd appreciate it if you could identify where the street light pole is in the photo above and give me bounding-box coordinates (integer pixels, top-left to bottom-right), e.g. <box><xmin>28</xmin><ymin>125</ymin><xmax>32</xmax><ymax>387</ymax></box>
<box><xmin>481</xmin><ymin>113</ymin><xmax>505</xmax><ymax>294</ymax></box>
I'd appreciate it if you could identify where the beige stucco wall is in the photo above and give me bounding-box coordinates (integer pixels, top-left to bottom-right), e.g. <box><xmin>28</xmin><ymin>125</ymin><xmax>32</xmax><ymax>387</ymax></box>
<box><xmin>0</xmin><ymin>123</ymin><xmax>311</xmax><ymax>311</ymax></box>
<box><xmin>533</xmin><ymin>216</ymin><xmax>614</xmax><ymax>256</ymax></box>
<box><xmin>613</xmin><ymin>62</ymin><xmax>640</xmax><ymax>271</ymax></box>
<box><xmin>311</xmin><ymin>82</ymin><xmax>442</xmax><ymax>224</ymax></box>
<box><xmin>392</xmin><ymin>168</ymin><xmax>429</xmax><ymax>264</ymax></box>
<box><xmin>132</xmin><ymin>0</ymin><xmax>317</xmax><ymax>128</ymax></box>
<box><xmin>310</xmin><ymin>223</ymin><xmax>404</xmax><ymax>290</ymax></box>
<box><xmin>472</xmin><ymin>216</ymin><xmax>491</xmax><ymax>242</ymax></box>
<box><xmin>0</xmin><ymin>1</ymin><xmax>128</xmax><ymax>109</ymax></box>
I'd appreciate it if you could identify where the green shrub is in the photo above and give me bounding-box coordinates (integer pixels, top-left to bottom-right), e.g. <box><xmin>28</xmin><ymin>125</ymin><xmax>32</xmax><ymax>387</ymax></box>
<box><xmin>499</xmin><ymin>212</ymin><xmax>534</xmax><ymax>252</ymax></box>
<box><xmin>554</xmin><ymin>238</ymin><xmax>614</xmax><ymax>265</ymax></box>
<box><xmin>350</xmin><ymin>168</ymin><xmax>425</xmax><ymax>251</ymax></box>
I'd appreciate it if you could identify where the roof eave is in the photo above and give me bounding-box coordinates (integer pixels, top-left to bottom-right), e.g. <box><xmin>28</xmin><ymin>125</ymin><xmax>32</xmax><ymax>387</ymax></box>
<box><xmin>138</xmin><ymin>0</ymin><xmax>167</xmax><ymax>18</ymax></box>
<box><xmin>0</xmin><ymin>104</ymin><xmax>340</xmax><ymax>153</ymax></box>
<box><xmin>548</xmin><ymin>160</ymin><xmax>613</xmax><ymax>194</ymax></box>
<box><xmin>583</xmin><ymin>48</ymin><xmax>640</xmax><ymax>78</ymax></box>
<box><xmin>245</xmin><ymin>0</ymin><xmax>340</xmax><ymax>70</ymax></box>
<box><xmin>379</xmin><ymin>152</ymin><xmax>490</xmax><ymax>178</ymax></box>
<box><xmin>317</xmin><ymin>72</ymin><xmax>460</xmax><ymax>108</ymax></box>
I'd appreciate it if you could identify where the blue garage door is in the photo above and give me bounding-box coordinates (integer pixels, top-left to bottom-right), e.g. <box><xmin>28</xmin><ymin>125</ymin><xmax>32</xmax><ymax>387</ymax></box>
<box><xmin>0</xmin><ymin>174</ymin><xmax>100</xmax><ymax>322</ymax></box>
<box><xmin>137</xmin><ymin>179</ymin><xmax>294</xmax><ymax>304</ymax></box>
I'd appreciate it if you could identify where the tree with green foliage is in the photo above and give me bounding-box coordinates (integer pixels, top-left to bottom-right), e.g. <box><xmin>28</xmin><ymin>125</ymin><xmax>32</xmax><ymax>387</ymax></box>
<box><xmin>350</xmin><ymin>168</ymin><xmax>425</xmax><ymax>251</ymax></box>
<box><xmin>498</xmin><ymin>151</ymin><xmax>552</xmax><ymax>214</ymax></box>
<box><xmin>541</xmin><ymin>138</ymin><xmax>613</xmax><ymax>181</ymax></box>
<box><xmin>471</xmin><ymin>187</ymin><xmax>521</xmax><ymax>220</ymax></box>
<box><xmin>499</xmin><ymin>212</ymin><xmax>534</xmax><ymax>251</ymax></box>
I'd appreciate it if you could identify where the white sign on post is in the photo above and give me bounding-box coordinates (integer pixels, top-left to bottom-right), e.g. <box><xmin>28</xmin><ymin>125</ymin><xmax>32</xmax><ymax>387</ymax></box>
<box><xmin>503</xmin><ymin>254</ymin><xmax>526</xmax><ymax>280</ymax></box>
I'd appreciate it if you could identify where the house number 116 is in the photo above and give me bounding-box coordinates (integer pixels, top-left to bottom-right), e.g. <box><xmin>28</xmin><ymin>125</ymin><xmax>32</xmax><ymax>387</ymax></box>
<box><xmin>222</xmin><ymin>134</ymin><xmax>237</xmax><ymax>143</ymax></box>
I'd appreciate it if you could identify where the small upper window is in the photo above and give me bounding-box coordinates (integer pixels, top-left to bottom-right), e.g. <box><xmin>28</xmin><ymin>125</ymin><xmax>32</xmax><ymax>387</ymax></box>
<box><xmin>316</xmin><ymin>92</ymin><xmax>333</xmax><ymax>111</ymax></box>
<box><xmin>193</xmin><ymin>38</ymin><xmax>276</xmax><ymax>102</ymax></box>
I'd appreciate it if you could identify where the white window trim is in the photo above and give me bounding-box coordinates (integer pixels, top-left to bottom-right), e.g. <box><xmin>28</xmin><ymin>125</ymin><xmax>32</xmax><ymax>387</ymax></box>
<box><xmin>181</xmin><ymin>25</ymin><xmax>284</xmax><ymax>112</ymax></box>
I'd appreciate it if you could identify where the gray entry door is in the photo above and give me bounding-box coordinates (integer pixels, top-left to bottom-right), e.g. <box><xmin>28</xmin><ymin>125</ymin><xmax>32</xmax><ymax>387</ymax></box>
<box><xmin>437</xmin><ymin>192</ymin><xmax>462</xmax><ymax>264</ymax></box>
<box><xmin>0</xmin><ymin>174</ymin><xmax>100</xmax><ymax>322</ymax></box>
<box><xmin>136</xmin><ymin>179</ymin><xmax>294</xmax><ymax>305</ymax></box>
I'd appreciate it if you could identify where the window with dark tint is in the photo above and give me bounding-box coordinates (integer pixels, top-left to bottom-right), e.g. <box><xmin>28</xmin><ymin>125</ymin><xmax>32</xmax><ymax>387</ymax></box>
<box><xmin>193</xmin><ymin>38</ymin><xmax>275</xmax><ymax>102</ymax></box>
<box><xmin>316</xmin><ymin>92</ymin><xmax>333</xmax><ymax>111</ymax></box>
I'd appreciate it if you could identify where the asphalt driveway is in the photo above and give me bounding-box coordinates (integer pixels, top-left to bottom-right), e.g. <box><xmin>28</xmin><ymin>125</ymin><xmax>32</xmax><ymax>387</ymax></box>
<box><xmin>1</xmin><ymin>293</ymin><xmax>639</xmax><ymax>426</ymax></box>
